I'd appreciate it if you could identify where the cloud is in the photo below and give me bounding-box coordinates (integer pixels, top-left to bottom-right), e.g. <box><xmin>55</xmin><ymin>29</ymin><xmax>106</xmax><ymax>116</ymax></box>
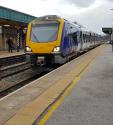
<box><xmin>62</xmin><ymin>0</ymin><xmax>113</xmax><ymax>8</ymax></box>
<box><xmin>74</xmin><ymin>1</ymin><xmax>113</xmax><ymax>34</ymax></box>
<box><xmin>107</xmin><ymin>0</ymin><xmax>113</xmax><ymax>2</ymax></box>
<box><xmin>67</xmin><ymin>0</ymin><xmax>96</xmax><ymax>7</ymax></box>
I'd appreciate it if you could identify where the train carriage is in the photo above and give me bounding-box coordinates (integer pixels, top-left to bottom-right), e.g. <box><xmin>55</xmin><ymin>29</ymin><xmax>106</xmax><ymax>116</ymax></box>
<box><xmin>25</xmin><ymin>15</ymin><xmax>101</xmax><ymax>66</ymax></box>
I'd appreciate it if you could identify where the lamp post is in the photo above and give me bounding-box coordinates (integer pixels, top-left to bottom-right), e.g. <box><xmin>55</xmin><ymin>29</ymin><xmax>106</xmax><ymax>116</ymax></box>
<box><xmin>110</xmin><ymin>9</ymin><xmax>113</xmax><ymax>51</ymax></box>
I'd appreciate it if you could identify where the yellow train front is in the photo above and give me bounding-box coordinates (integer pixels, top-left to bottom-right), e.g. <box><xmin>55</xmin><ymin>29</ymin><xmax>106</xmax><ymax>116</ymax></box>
<box><xmin>25</xmin><ymin>15</ymin><xmax>66</xmax><ymax>66</ymax></box>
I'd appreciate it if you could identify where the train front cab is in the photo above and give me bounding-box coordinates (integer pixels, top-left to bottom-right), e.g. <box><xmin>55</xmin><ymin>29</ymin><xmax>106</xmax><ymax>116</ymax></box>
<box><xmin>25</xmin><ymin>16</ymin><xmax>66</xmax><ymax>66</ymax></box>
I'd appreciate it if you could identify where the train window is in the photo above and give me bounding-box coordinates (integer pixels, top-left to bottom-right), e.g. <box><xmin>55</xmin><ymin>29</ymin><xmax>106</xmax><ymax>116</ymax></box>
<box><xmin>77</xmin><ymin>32</ymin><xmax>80</xmax><ymax>42</ymax></box>
<box><xmin>85</xmin><ymin>34</ymin><xmax>86</xmax><ymax>43</ymax></box>
<box><xmin>83</xmin><ymin>34</ymin><xmax>85</xmax><ymax>43</ymax></box>
<box><xmin>72</xmin><ymin>32</ymin><xmax>77</xmax><ymax>41</ymax></box>
<box><xmin>85</xmin><ymin>34</ymin><xmax>87</xmax><ymax>43</ymax></box>
<box><xmin>80</xmin><ymin>31</ymin><xmax>82</xmax><ymax>43</ymax></box>
<box><xmin>86</xmin><ymin>35</ymin><xmax>88</xmax><ymax>43</ymax></box>
<box><xmin>31</xmin><ymin>23</ymin><xmax>59</xmax><ymax>42</ymax></box>
<box><xmin>85</xmin><ymin>35</ymin><xmax>87</xmax><ymax>43</ymax></box>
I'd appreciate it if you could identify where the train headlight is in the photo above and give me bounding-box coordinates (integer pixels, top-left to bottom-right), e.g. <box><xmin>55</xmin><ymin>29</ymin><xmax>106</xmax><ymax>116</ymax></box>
<box><xmin>26</xmin><ymin>47</ymin><xmax>32</xmax><ymax>52</ymax></box>
<box><xmin>53</xmin><ymin>47</ymin><xmax>60</xmax><ymax>52</ymax></box>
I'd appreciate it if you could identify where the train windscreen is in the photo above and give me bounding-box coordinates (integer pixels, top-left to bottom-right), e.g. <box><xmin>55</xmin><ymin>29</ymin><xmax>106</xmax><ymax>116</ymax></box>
<box><xmin>31</xmin><ymin>23</ymin><xmax>59</xmax><ymax>42</ymax></box>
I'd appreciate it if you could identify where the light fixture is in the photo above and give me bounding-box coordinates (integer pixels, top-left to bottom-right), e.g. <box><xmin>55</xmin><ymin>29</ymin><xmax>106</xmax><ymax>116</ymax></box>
<box><xmin>53</xmin><ymin>46</ymin><xmax>60</xmax><ymax>52</ymax></box>
<box><xmin>3</xmin><ymin>25</ymin><xmax>10</xmax><ymax>27</ymax></box>
<box><xmin>26</xmin><ymin>47</ymin><xmax>32</xmax><ymax>52</ymax></box>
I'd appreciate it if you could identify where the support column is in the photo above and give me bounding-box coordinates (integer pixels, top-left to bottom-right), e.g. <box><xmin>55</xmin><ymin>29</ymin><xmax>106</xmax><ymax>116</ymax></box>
<box><xmin>17</xmin><ymin>29</ymin><xmax>21</xmax><ymax>52</ymax></box>
<box><xmin>0</xmin><ymin>26</ymin><xmax>3</xmax><ymax>51</ymax></box>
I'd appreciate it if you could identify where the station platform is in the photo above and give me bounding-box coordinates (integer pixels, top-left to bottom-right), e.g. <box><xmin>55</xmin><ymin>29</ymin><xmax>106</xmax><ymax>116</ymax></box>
<box><xmin>0</xmin><ymin>50</ymin><xmax>25</xmax><ymax>59</ymax></box>
<box><xmin>46</xmin><ymin>44</ymin><xmax>113</xmax><ymax>125</ymax></box>
<box><xmin>0</xmin><ymin>44</ymin><xmax>113</xmax><ymax>125</ymax></box>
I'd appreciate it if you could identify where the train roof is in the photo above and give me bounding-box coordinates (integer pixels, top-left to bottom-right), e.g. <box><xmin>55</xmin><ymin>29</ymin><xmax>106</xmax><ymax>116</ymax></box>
<box><xmin>31</xmin><ymin>15</ymin><xmax>101</xmax><ymax>36</ymax></box>
<box><xmin>31</xmin><ymin>15</ymin><xmax>81</xmax><ymax>30</ymax></box>
<box><xmin>32</xmin><ymin>15</ymin><xmax>62</xmax><ymax>23</ymax></box>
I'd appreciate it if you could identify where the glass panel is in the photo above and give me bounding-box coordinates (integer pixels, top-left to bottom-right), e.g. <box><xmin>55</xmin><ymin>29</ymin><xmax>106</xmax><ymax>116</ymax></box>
<box><xmin>31</xmin><ymin>23</ymin><xmax>59</xmax><ymax>42</ymax></box>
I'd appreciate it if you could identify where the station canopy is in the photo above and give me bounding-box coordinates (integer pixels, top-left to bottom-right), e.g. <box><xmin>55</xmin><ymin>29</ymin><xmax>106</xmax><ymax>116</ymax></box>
<box><xmin>102</xmin><ymin>28</ymin><xmax>112</xmax><ymax>34</ymax></box>
<box><xmin>0</xmin><ymin>6</ymin><xmax>36</xmax><ymax>27</ymax></box>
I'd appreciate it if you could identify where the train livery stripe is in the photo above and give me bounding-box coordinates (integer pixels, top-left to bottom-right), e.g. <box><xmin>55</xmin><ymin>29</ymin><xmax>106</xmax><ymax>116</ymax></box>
<box><xmin>38</xmin><ymin>76</ymin><xmax>80</xmax><ymax>125</ymax></box>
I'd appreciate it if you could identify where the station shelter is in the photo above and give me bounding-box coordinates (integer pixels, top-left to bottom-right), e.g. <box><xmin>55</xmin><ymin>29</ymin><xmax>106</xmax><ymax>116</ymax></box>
<box><xmin>102</xmin><ymin>28</ymin><xmax>112</xmax><ymax>41</ymax></box>
<box><xmin>0</xmin><ymin>6</ymin><xmax>36</xmax><ymax>51</ymax></box>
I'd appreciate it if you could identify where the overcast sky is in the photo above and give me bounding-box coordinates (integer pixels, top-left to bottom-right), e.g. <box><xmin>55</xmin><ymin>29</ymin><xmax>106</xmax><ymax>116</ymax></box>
<box><xmin>0</xmin><ymin>0</ymin><xmax>113</xmax><ymax>34</ymax></box>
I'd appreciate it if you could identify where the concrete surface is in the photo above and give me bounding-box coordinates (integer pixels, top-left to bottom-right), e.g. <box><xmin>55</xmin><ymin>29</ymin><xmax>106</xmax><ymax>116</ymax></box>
<box><xmin>46</xmin><ymin>45</ymin><xmax>113</xmax><ymax>125</ymax></box>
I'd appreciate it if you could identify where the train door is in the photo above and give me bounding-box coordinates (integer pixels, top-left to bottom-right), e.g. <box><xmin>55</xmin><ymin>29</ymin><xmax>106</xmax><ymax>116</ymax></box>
<box><xmin>72</xmin><ymin>31</ymin><xmax>80</xmax><ymax>52</ymax></box>
<box><xmin>70</xmin><ymin>31</ymin><xmax>74</xmax><ymax>53</ymax></box>
<box><xmin>89</xmin><ymin>33</ymin><xmax>92</xmax><ymax>47</ymax></box>
<box><xmin>87</xmin><ymin>33</ymin><xmax>90</xmax><ymax>48</ymax></box>
<box><xmin>67</xmin><ymin>24</ymin><xmax>73</xmax><ymax>54</ymax></box>
<box><xmin>86</xmin><ymin>33</ymin><xmax>88</xmax><ymax>48</ymax></box>
<box><xmin>82</xmin><ymin>33</ymin><xmax>86</xmax><ymax>49</ymax></box>
<box><xmin>77</xmin><ymin>31</ymin><xmax>81</xmax><ymax>51</ymax></box>
<box><xmin>80</xmin><ymin>31</ymin><xmax>83</xmax><ymax>50</ymax></box>
<box><xmin>61</xmin><ymin>22</ymin><xmax>71</xmax><ymax>56</ymax></box>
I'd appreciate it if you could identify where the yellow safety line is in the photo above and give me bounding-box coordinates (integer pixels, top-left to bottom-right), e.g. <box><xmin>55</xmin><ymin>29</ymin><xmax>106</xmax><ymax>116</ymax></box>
<box><xmin>38</xmin><ymin>47</ymin><xmax>104</xmax><ymax>125</ymax></box>
<box><xmin>38</xmin><ymin>76</ymin><xmax>80</xmax><ymax>125</ymax></box>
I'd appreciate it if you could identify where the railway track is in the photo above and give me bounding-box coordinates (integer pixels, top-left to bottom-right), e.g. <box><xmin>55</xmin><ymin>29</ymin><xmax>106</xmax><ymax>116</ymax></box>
<box><xmin>0</xmin><ymin>63</ymin><xmax>57</xmax><ymax>98</ymax></box>
<box><xmin>0</xmin><ymin>52</ymin><xmax>59</xmax><ymax>98</ymax></box>
<box><xmin>0</xmin><ymin>62</ymin><xmax>31</xmax><ymax>79</ymax></box>
<box><xmin>0</xmin><ymin>54</ymin><xmax>26</xmax><ymax>67</ymax></box>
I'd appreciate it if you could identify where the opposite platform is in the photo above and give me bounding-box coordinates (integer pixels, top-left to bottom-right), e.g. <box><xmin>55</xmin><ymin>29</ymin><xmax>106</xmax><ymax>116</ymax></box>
<box><xmin>0</xmin><ymin>50</ymin><xmax>24</xmax><ymax>59</ymax></box>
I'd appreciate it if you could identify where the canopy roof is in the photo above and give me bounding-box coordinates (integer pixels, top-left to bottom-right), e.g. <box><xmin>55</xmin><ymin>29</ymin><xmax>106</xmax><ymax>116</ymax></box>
<box><xmin>102</xmin><ymin>28</ymin><xmax>112</xmax><ymax>34</ymax></box>
<box><xmin>0</xmin><ymin>6</ymin><xmax>36</xmax><ymax>24</ymax></box>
